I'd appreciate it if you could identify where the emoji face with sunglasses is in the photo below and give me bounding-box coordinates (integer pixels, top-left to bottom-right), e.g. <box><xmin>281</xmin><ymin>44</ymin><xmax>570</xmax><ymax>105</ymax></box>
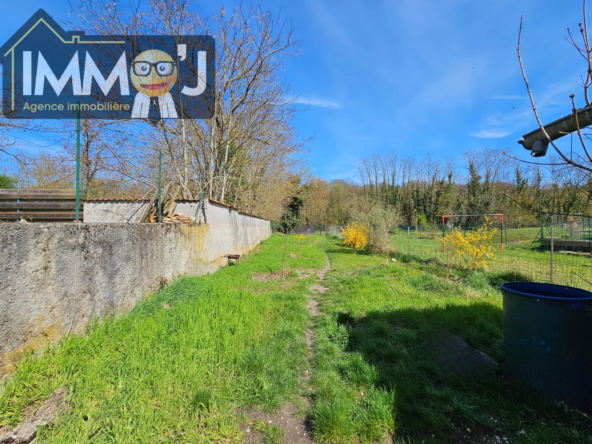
<box><xmin>130</xmin><ymin>50</ymin><xmax>177</xmax><ymax>98</ymax></box>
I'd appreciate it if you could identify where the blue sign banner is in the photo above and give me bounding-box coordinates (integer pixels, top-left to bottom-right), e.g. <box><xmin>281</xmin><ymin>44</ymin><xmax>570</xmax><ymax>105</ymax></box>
<box><xmin>0</xmin><ymin>9</ymin><xmax>215</xmax><ymax>120</ymax></box>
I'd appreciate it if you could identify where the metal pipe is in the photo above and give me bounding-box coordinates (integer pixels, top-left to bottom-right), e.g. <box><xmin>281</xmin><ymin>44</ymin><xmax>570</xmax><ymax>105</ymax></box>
<box><xmin>550</xmin><ymin>227</ymin><xmax>554</xmax><ymax>284</ymax></box>
<box><xmin>194</xmin><ymin>178</ymin><xmax>204</xmax><ymax>224</ymax></box>
<box><xmin>75</xmin><ymin>101</ymin><xmax>81</xmax><ymax>221</ymax></box>
<box><xmin>519</xmin><ymin>107</ymin><xmax>592</xmax><ymax>156</ymax></box>
<box><xmin>407</xmin><ymin>227</ymin><xmax>410</xmax><ymax>255</ymax></box>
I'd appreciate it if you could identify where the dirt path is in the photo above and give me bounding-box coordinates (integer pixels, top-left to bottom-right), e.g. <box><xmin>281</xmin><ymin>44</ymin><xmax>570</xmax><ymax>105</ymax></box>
<box><xmin>243</xmin><ymin>247</ymin><xmax>331</xmax><ymax>443</ymax></box>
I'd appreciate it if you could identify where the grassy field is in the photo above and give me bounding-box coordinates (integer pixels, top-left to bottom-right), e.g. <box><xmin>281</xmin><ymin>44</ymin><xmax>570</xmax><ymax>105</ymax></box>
<box><xmin>1</xmin><ymin>233</ymin><xmax>591</xmax><ymax>443</ymax></box>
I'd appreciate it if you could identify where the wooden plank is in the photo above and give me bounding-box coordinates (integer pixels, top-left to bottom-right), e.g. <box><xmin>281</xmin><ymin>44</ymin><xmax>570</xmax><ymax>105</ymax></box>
<box><xmin>0</xmin><ymin>194</ymin><xmax>76</xmax><ymax>201</ymax></box>
<box><xmin>140</xmin><ymin>185</ymin><xmax>170</xmax><ymax>223</ymax></box>
<box><xmin>0</xmin><ymin>190</ymin><xmax>76</xmax><ymax>200</ymax></box>
<box><xmin>0</xmin><ymin>212</ymin><xmax>79</xmax><ymax>220</ymax></box>
<box><xmin>0</xmin><ymin>189</ymin><xmax>74</xmax><ymax>194</ymax></box>
<box><xmin>0</xmin><ymin>201</ymin><xmax>76</xmax><ymax>210</ymax></box>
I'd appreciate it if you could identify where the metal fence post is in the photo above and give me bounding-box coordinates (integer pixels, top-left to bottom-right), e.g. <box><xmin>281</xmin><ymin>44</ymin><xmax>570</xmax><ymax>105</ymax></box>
<box><xmin>194</xmin><ymin>177</ymin><xmax>204</xmax><ymax>224</ymax></box>
<box><xmin>75</xmin><ymin>102</ymin><xmax>81</xmax><ymax>221</ymax></box>
<box><xmin>407</xmin><ymin>227</ymin><xmax>410</xmax><ymax>255</ymax></box>
<box><xmin>550</xmin><ymin>227</ymin><xmax>554</xmax><ymax>284</ymax></box>
<box><xmin>158</xmin><ymin>148</ymin><xmax>162</xmax><ymax>223</ymax></box>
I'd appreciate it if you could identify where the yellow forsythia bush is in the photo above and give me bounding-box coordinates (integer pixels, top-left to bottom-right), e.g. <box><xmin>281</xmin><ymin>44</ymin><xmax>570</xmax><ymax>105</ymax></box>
<box><xmin>342</xmin><ymin>222</ymin><xmax>370</xmax><ymax>250</ymax></box>
<box><xmin>443</xmin><ymin>218</ymin><xmax>497</xmax><ymax>270</ymax></box>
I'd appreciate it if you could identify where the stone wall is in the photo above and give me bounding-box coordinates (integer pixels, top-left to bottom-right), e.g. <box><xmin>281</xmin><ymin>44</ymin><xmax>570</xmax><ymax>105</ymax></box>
<box><xmin>0</xmin><ymin>200</ymin><xmax>270</xmax><ymax>374</ymax></box>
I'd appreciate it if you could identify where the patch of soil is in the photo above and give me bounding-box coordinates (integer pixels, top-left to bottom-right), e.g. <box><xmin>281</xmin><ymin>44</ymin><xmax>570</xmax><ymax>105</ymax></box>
<box><xmin>316</xmin><ymin>256</ymin><xmax>331</xmax><ymax>281</ymax></box>
<box><xmin>306</xmin><ymin>300</ymin><xmax>319</xmax><ymax>317</ymax></box>
<box><xmin>0</xmin><ymin>388</ymin><xmax>69</xmax><ymax>444</ymax></box>
<box><xmin>294</xmin><ymin>269</ymin><xmax>318</xmax><ymax>279</ymax></box>
<box><xmin>252</xmin><ymin>272</ymin><xmax>283</xmax><ymax>282</ymax></box>
<box><xmin>309</xmin><ymin>284</ymin><xmax>328</xmax><ymax>294</ymax></box>
<box><xmin>242</xmin><ymin>404</ymin><xmax>313</xmax><ymax>444</ymax></box>
<box><xmin>305</xmin><ymin>329</ymin><xmax>314</xmax><ymax>351</ymax></box>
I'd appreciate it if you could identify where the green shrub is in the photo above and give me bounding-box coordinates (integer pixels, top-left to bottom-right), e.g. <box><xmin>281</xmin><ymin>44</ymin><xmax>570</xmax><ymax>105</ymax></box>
<box><xmin>0</xmin><ymin>174</ymin><xmax>16</xmax><ymax>189</ymax></box>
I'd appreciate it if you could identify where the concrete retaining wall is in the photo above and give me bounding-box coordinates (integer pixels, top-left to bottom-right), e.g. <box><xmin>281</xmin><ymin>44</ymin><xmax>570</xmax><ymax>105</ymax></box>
<box><xmin>0</xmin><ymin>200</ymin><xmax>270</xmax><ymax>374</ymax></box>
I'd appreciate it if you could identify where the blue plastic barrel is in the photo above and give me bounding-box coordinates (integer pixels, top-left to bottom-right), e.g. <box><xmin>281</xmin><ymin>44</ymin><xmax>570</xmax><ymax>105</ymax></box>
<box><xmin>501</xmin><ymin>282</ymin><xmax>592</xmax><ymax>413</ymax></box>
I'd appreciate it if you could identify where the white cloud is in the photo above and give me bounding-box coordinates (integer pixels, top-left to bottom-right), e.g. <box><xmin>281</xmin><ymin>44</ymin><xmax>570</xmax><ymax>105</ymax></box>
<box><xmin>471</xmin><ymin>130</ymin><xmax>511</xmax><ymax>138</ymax></box>
<box><xmin>291</xmin><ymin>97</ymin><xmax>342</xmax><ymax>108</ymax></box>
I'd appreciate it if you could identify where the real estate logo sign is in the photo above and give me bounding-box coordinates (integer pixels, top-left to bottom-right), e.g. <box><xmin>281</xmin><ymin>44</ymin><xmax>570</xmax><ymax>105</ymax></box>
<box><xmin>0</xmin><ymin>9</ymin><xmax>215</xmax><ymax>120</ymax></box>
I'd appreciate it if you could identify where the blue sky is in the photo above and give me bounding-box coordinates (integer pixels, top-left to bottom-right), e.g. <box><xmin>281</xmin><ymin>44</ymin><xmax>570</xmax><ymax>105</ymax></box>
<box><xmin>0</xmin><ymin>0</ymin><xmax>587</xmax><ymax>181</ymax></box>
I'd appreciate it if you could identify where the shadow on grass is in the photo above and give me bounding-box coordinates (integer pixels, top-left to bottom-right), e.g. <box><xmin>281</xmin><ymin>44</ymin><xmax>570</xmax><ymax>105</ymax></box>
<box><xmin>396</xmin><ymin>254</ymin><xmax>534</xmax><ymax>290</ymax></box>
<box><xmin>324</xmin><ymin>245</ymin><xmax>374</xmax><ymax>256</ymax></box>
<box><xmin>486</xmin><ymin>270</ymin><xmax>532</xmax><ymax>287</ymax></box>
<box><xmin>327</xmin><ymin>303</ymin><xmax>592</xmax><ymax>444</ymax></box>
<box><xmin>396</xmin><ymin>253</ymin><xmax>444</xmax><ymax>266</ymax></box>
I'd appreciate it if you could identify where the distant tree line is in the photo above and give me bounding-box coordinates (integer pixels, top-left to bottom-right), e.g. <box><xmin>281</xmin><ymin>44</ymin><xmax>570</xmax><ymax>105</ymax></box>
<box><xmin>290</xmin><ymin>148</ymin><xmax>592</xmax><ymax>230</ymax></box>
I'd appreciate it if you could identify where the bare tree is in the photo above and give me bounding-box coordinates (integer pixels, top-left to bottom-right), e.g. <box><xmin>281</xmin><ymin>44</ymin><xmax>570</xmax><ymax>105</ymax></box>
<box><xmin>517</xmin><ymin>1</ymin><xmax>592</xmax><ymax>173</ymax></box>
<box><xmin>78</xmin><ymin>0</ymin><xmax>307</xmax><ymax>212</ymax></box>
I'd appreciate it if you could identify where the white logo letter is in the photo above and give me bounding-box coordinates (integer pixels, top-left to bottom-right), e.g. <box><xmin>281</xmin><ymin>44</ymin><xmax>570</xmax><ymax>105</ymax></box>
<box><xmin>181</xmin><ymin>51</ymin><xmax>207</xmax><ymax>96</ymax></box>
<box><xmin>23</xmin><ymin>51</ymin><xmax>32</xmax><ymax>95</ymax></box>
<box><xmin>82</xmin><ymin>52</ymin><xmax>129</xmax><ymax>96</ymax></box>
<box><xmin>35</xmin><ymin>51</ymin><xmax>82</xmax><ymax>96</ymax></box>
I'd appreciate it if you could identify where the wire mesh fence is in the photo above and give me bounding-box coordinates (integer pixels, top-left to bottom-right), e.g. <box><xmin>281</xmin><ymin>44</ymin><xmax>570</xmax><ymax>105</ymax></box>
<box><xmin>317</xmin><ymin>218</ymin><xmax>592</xmax><ymax>291</ymax></box>
<box><xmin>326</xmin><ymin>225</ymin><xmax>345</xmax><ymax>238</ymax></box>
<box><xmin>293</xmin><ymin>225</ymin><xmax>317</xmax><ymax>235</ymax></box>
<box><xmin>387</xmin><ymin>225</ymin><xmax>592</xmax><ymax>291</ymax></box>
<box><xmin>542</xmin><ymin>214</ymin><xmax>592</xmax><ymax>247</ymax></box>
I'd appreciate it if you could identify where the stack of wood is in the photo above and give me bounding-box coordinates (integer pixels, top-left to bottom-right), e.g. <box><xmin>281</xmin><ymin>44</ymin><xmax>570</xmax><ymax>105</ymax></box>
<box><xmin>162</xmin><ymin>213</ymin><xmax>195</xmax><ymax>224</ymax></box>
<box><xmin>139</xmin><ymin>184</ymin><xmax>196</xmax><ymax>224</ymax></box>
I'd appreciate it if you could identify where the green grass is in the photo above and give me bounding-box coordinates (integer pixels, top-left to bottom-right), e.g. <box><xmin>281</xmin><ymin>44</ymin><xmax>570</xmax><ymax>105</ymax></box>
<box><xmin>311</xmin><ymin>237</ymin><xmax>592</xmax><ymax>443</ymax></box>
<box><xmin>0</xmin><ymin>235</ymin><xmax>326</xmax><ymax>443</ymax></box>
<box><xmin>2</xmin><ymin>233</ymin><xmax>591</xmax><ymax>443</ymax></box>
<box><xmin>490</xmin><ymin>226</ymin><xmax>541</xmax><ymax>244</ymax></box>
